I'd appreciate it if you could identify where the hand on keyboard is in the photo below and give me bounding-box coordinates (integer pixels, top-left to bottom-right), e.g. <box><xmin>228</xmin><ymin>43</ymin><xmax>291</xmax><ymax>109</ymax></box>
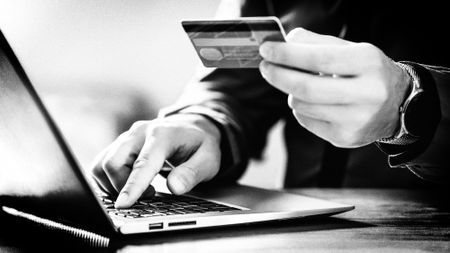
<box><xmin>90</xmin><ymin>114</ymin><xmax>222</xmax><ymax>209</ymax></box>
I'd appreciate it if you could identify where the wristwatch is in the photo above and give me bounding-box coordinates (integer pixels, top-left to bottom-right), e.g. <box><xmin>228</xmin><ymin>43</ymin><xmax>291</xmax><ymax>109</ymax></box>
<box><xmin>378</xmin><ymin>62</ymin><xmax>433</xmax><ymax>145</ymax></box>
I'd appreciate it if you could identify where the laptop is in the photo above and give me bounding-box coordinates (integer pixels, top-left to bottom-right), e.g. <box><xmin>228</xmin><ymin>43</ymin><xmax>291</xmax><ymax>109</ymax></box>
<box><xmin>0</xmin><ymin>29</ymin><xmax>353</xmax><ymax>237</ymax></box>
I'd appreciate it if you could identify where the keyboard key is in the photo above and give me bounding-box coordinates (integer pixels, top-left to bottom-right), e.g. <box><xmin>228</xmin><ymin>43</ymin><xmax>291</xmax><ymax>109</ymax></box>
<box><xmin>101</xmin><ymin>192</ymin><xmax>240</xmax><ymax>219</ymax></box>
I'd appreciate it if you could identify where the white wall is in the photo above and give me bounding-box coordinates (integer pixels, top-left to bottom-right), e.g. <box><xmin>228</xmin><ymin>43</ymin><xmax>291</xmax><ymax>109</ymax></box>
<box><xmin>0</xmin><ymin>0</ymin><xmax>285</xmax><ymax>189</ymax></box>
<box><xmin>0</xmin><ymin>0</ymin><xmax>220</xmax><ymax>107</ymax></box>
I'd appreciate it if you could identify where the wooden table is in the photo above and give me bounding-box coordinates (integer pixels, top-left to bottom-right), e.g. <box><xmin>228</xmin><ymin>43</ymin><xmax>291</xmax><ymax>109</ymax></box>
<box><xmin>1</xmin><ymin>189</ymin><xmax>449</xmax><ymax>252</ymax></box>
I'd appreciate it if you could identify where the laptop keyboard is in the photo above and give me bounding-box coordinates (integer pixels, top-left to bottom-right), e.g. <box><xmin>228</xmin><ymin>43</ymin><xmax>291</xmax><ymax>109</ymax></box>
<box><xmin>100</xmin><ymin>192</ymin><xmax>241</xmax><ymax>219</ymax></box>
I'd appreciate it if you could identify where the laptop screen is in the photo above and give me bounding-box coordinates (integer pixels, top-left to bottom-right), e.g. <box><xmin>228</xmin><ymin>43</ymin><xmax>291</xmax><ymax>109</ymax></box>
<box><xmin>0</xmin><ymin>30</ymin><xmax>113</xmax><ymax>234</ymax></box>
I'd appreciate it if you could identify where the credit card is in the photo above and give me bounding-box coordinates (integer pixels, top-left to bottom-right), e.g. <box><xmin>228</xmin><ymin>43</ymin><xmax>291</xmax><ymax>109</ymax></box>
<box><xmin>182</xmin><ymin>17</ymin><xmax>286</xmax><ymax>68</ymax></box>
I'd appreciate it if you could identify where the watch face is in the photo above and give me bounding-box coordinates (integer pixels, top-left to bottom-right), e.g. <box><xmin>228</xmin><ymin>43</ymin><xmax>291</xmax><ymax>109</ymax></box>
<box><xmin>404</xmin><ymin>92</ymin><xmax>433</xmax><ymax>137</ymax></box>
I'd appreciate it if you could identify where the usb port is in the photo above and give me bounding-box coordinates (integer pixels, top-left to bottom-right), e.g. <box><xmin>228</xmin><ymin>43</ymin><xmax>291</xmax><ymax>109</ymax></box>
<box><xmin>148</xmin><ymin>222</ymin><xmax>164</xmax><ymax>230</ymax></box>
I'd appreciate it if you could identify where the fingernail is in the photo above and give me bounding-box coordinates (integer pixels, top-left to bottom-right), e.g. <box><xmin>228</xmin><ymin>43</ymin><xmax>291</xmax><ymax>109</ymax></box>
<box><xmin>259</xmin><ymin>42</ymin><xmax>271</xmax><ymax>58</ymax></box>
<box><xmin>114</xmin><ymin>191</ymin><xmax>129</xmax><ymax>209</ymax></box>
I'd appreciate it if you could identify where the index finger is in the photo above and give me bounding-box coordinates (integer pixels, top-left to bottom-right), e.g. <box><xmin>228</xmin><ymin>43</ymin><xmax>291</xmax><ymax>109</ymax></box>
<box><xmin>259</xmin><ymin>61</ymin><xmax>358</xmax><ymax>104</ymax></box>
<box><xmin>114</xmin><ymin>135</ymin><xmax>168</xmax><ymax>208</ymax></box>
<box><xmin>259</xmin><ymin>41</ymin><xmax>370</xmax><ymax>76</ymax></box>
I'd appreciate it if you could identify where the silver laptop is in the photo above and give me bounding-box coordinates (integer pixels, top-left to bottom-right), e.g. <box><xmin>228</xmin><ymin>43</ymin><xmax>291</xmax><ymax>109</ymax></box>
<box><xmin>0</xmin><ymin>30</ymin><xmax>353</xmax><ymax>237</ymax></box>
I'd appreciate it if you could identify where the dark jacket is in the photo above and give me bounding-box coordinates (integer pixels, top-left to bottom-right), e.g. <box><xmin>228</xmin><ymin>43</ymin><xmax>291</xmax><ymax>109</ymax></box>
<box><xmin>161</xmin><ymin>0</ymin><xmax>450</xmax><ymax>187</ymax></box>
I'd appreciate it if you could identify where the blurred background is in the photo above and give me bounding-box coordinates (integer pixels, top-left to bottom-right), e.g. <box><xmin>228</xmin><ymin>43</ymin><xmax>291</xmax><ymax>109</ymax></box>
<box><xmin>0</xmin><ymin>0</ymin><xmax>286</xmax><ymax>189</ymax></box>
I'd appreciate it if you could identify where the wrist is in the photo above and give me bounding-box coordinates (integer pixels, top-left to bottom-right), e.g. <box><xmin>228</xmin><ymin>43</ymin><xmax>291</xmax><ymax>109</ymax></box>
<box><xmin>380</xmin><ymin>62</ymin><xmax>414</xmax><ymax>141</ymax></box>
<box><xmin>376</xmin><ymin>62</ymin><xmax>441</xmax><ymax>167</ymax></box>
<box><xmin>377</xmin><ymin>62</ymin><xmax>430</xmax><ymax>145</ymax></box>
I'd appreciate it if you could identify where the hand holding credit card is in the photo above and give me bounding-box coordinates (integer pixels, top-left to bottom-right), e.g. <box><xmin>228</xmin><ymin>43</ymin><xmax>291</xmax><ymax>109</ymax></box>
<box><xmin>182</xmin><ymin>17</ymin><xmax>286</xmax><ymax>68</ymax></box>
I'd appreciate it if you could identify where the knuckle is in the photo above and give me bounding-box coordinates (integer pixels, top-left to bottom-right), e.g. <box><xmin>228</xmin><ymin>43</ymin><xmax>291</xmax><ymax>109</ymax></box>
<box><xmin>124</xmin><ymin>177</ymin><xmax>139</xmax><ymax>190</ymax></box>
<box><xmin>357</xmin><ymin>42</ymin><xmax>384</xmax><ymax>67</ymax></box>
<box><xmin>133</xmin><ymin>158</ymin><xmax>150</xmax><ymax>169</ymax></box>
<box><xmin>367</xmin><ymin>43</ymin><xmax>382</xmax><ymax>56</ymax></box>
<box><xmin>128</xmin><ymin>120</ymin><xmax>150</xmax><ymax>136</ymax></box>
<box><xmin>133</xmin><ymin>158</ymin><xmax>159</xmax><ymax>177</ymax></box>
<box><xmin>357</xmin><ymin>42</ymin><xmax>377</xmax><ymax>54</ymax></box>
<box><xmin>146</xmin><ymin>123</ymin><xmax>170</xmax><ymax>137</ymax></box>
<box><xmin>129</xmin><ymin>120</ymin><xmax>148</xmax><ymax>132</ymax></box>
<box><xmin>116</xmin><ymin>131</ymin><xmax>130</xmax><ymax>141</ymax></box>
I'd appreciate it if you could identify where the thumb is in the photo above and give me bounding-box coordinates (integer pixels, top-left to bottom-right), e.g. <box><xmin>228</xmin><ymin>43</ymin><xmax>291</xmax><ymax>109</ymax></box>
<box><xmin>286</xmin><ymin>27</ymin><xmax>349</xmax><ymax>45</ymax></box>
<box><xmin>166</xmin><ymin>142</ymin><xmax>220</xmax><ymax>195</ymax></box>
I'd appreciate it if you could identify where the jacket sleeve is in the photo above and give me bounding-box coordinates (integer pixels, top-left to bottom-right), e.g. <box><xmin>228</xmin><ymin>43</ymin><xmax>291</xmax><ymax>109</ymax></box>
<box><xmin>377</xmin><ymin>63</ymin><xmax>450</xmax><ymax>184</ymax></box>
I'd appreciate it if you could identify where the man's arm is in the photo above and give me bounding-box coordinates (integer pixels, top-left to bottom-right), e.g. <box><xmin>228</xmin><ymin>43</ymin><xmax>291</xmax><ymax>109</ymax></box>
<box><xmin>89</xmin><ymin>0</ymin><xmax>287</xmax><ymax>208</ymax></box>
<box><xmin>258</xmin><ymin>27</ymin><xmax>450</xmax><ymax>184</ymax></box>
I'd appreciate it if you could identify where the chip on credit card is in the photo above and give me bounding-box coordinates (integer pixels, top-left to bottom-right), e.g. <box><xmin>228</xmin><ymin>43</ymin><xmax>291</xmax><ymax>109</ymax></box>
<box><xmin>182</xmin><ymin>17</ymin><xmax>286</xmax><ymax>68</ymax></box>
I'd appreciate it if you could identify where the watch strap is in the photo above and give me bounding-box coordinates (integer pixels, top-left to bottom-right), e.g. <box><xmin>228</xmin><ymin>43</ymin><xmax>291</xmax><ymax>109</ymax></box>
<box><xmin>376</xmin><ymin>62</ymin><xmax>441</xmax><ymax>165</ymax></box>
<box><xmin>377</xmin><ymin>62</ymin><xmax>421</xmax><ymax>145</ymax></box>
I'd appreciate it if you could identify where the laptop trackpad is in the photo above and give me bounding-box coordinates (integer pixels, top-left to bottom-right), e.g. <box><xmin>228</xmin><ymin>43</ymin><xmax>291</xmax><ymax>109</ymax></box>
<box><xmin>190</xmin><ymin>185</ymin><xmax>352</xmax><ymax>213</ymax></box>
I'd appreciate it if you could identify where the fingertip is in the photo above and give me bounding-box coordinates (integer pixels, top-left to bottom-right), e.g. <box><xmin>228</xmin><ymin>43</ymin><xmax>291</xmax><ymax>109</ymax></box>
<box><xmin>259</xmin><ymin>42</ymin><xmax>268</xmax><ymax>58</ymax></box>
<box><xmin>166</xmin><ymin>177</ymin><xmax>185</xmax><ymax>195</ymax></box>
<box><xmin>259</xmin><ymin>60</ymin><xmax>269</xmax><ymax>78</ymax></box>
<box><xmin>166</xmin><ymin>172</ymin><xmax>190</xmax><ymax>195</ymax></box>
<box><xmin>259</xmin><ymin>41</ymin><xmax>275</xmax><ymax>59</ymax></box>
<box><xmin>114</xmin><ymin>191</ymin><xmax>132</xmax><ymax>209</ymax></box>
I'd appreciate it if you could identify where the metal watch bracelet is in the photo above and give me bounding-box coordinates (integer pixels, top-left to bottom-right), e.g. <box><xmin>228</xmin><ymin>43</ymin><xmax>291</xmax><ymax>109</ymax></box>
<box><xmin>377</xmin><ymin>62</ymin><xmax>422</xmax><ymax>145</ymax></box>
